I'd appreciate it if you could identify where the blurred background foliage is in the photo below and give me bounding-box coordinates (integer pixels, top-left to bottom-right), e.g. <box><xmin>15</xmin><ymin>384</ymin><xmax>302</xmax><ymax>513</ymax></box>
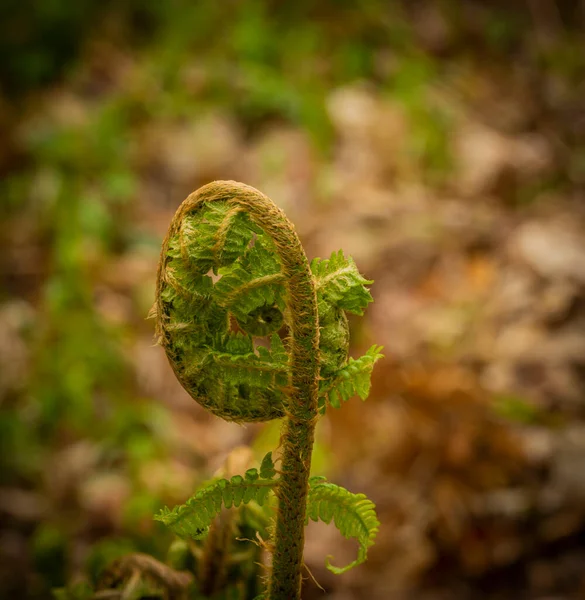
<box><xmin>1</xmin><ymin>1</ymin><xmax>585</xmax><ymax>598</ymax></box>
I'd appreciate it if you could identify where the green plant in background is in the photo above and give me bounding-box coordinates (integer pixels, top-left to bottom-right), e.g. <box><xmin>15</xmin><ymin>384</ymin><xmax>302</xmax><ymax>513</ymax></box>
<box><xmin>152</xmin><ymin>180</ymin><xmax>382</xmax><ymax>599</ymax></box>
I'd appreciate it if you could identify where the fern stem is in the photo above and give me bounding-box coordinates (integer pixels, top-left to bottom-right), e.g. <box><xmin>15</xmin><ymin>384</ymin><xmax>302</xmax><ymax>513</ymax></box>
<box><xmin>269</xmin><ymin>418</ymin><xmax>316</xmax><ymax>599</ymax></box>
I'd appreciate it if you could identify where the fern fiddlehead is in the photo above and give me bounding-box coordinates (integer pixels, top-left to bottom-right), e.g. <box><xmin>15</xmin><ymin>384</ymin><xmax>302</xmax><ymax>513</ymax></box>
<box><xmin>154</xmin><ymin>182</ymin><xmax>306</xmax><ymax>423</ymax></box>
<box><xmin>153</xmin><ymin>180</ymin><xmax>381</xmax><ymax>600</ymax></box>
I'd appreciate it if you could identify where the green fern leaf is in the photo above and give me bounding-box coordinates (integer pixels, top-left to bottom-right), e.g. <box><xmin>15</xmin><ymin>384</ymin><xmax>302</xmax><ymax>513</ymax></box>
<box><xmin>154</xmin><ymin>468</ymin><xmax>277</xmax><ymax>540</ymax></box>
<box><xmin>214</xmin><ymin>236</ymin><xmax>286</xmax><ymax>334</ymax></box>
<box><xmin>259</xmin><ymin>451</ymin><xmax>276</xmax><ymax>479</ymax></box>
<box><xmin>181</xmin><ymin>203</ymin><xmax>257</xmax><ymax>274</ymax></box>
<box><xmin>319</xmin><ymin>345</ymin><xmax>383</xmax><ymax>412</ymax></box>
<box><xmin>163</xmin><ymin>245</ymin><xmax>215</xmax><ymax>300</ymax></box>
<box><xmin>306</xmin><ymin>479</ymin><xmax>380</xmax><ymax>574</ymax></box>
<box><xmin>160</xmin><ymin>238</ymin><xmax>227</xmax><ymax>342</ymax></box>
<box><xmin>311</xmin><ymin>250</ymin><xmax>375</xmax><ymax>378</ymax></box>
<box><xmin>311</xmin><ymin>250</ymin><xmax>373</xmax><ymax>315</ymax></box>
<box><xmin>201</xmin><ymin>332</ymin><xmax>289</xmax><ymax>389</ymax></box>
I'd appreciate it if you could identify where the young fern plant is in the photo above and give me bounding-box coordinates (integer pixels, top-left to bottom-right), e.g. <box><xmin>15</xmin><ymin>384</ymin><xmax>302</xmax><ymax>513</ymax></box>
<box><xmin>152</xmin><ymin>181</ymin><xmax>382</xmax><ymax>600</ymax></box>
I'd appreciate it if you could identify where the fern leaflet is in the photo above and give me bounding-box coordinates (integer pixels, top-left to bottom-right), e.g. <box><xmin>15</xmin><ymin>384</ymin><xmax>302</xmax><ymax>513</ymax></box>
<box><xmin>319</xmin><ymin>345</ymin><xmax>384</xmax><ymax>412</ymax></box>
<box><xmin>259</xmin><ymin>451</ymin><xmax>276</xmax><ymax>479</ymax></box>
<box><xmin>306</xmin><ymin>478</ymin><xmax>380</xmax><ymax>574</ymax></box>
<box><xmin>181</xmin><ymin>202</ymin><xmax>257</xmax><ymax>274</ymax></box>
<box><xmin>215</xmin><ymin>236</ymin><xmax>286</xmax><ymax>333</ymax></box>
<box><xmin>155</xmin><ymin>463</ymin><xmax>277</xmax><ymax>540</ymax></box>
<box><xmin>197</xmin><ymin>333</ymin><xmax>289</xmax><ymax>389</ymax></box>
<box><xmin>311</xmin><ymin>250</ymin><xmax>373</xmax><ymax>315</ymax></box>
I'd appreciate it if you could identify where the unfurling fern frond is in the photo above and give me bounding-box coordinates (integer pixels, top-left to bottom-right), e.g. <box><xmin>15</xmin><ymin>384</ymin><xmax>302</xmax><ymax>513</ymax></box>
<box><xmin>306</xmin><ymin>478</ymin><xmax>380</xmax><ymax>575</ymax></box>
<box><xmin>155</xmin><ymin>464</ymin><xmax>277</xmax><ymax>540</ymax></box>
<box><xmin>154</xmin><ymin>181</ymin><xmax>382</xmax><ymax>599</ymax></box>
<box><xmin>319</xmin><ymin>345</ymin><xmax>384</xmax><ymax>412</ymax></box>
<box><xmin>156</xmin><ymin>189</ymin><xmax>293</xmax><ymax>423</ymax></box>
